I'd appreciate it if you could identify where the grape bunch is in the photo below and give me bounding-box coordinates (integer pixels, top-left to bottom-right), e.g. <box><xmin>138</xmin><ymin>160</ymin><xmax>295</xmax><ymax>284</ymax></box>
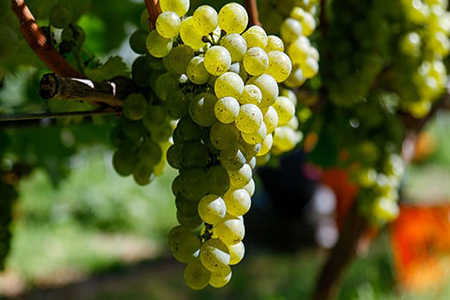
<box><xmin>133</xmin><ymin>0</ymin><xmax>307</xmax><ymax>289</ymax></box>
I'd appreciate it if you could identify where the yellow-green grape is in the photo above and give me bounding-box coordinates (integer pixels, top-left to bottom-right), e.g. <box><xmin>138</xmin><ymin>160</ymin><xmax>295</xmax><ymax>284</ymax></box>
<box><xmin>193</xmin><ymin>5</ymin><xmax>218</xmax><ymax>35</ymax></box>
<box><xmin>218</xmin><ymin>2</ymin><xmax>248</xmax><ymax>34</ymax></box>
<box><xmin>215</xmin><ymin>72</ymin><xmax>244</xmax><ymax>99</ymax></box>
<box><xmin>429</xmin><ymin>31</ymin><xmax>450</xmax><ymax>58</ymax></box>
<box><xmin>286</xmin><ymin>116</ymin><xmax>299</xmax><ymax>130</ymax></box>
<box><xmin>309</xmin><ymin>46</ymin><xmax>320</xmax><ymax>61</ymax></box>
<box><xmin>160</xmin><ymin>0</ymin><xmax>189</xmax><ymax>17</ymax></box>
<box><xmin>179</xmin><ymin>168</ymin><xmax>209</xmax><ymax>200</ymax></box>
<box><xmin>290</xmin><ymin>7</ymin><xmax>306</xmax><ymax>21</ymax></box>
<box><xmin>140</xmin><ymin>9</ymin><xmax>150</xmax><ymax>32</ymax></box>
<box><xmin>256</xmin><ymin>133</ymin><xmax>273</xmax><ymax>156</ymax></box>
<box><xmin>216</xmin><ymin>215</ymin><xmax>245</xmax><ymax>245</ymax></box>
<box><xmin>209</xmin><ymin>266</ymin><xmax>232</xmax><ymax>288</ymax></box>
<box><xmin>429</xmin><ymin>59</ymin><xmax>447</xmax><ymax>87</ymax></box>
<box><xmin>373</xmin><ymin>197</ymin><xmax>399</xmax><ymax>222</ymax></box>
<box><xmin>129</xmin><ymin>30</ymin><xmax>148</xmax><ymax>54</ymax></box>
<box><xmin>265</xmin><ymin>35</ymin><xmax>284</xmax><ymax>52</ymax></box>
<box><xmin>177</xmin><ymin>211</ymin><xmax>203</xmax><ymax>229</ymax></box>
<box><xmin>273</xmin><ymin>96</ymin><xmax>295</xmax><ymax>126</ymax></box>
<box><xmin>215</xmin><ymin>97</ymin><xmax>240</xmax><ymax>124</ymax></box>
<box><xmin>239</xmin><ymin>84</ymin><xmax>262</xmax><ymax>105</ymax></box>
<box><xmin>207</xmin><ymin>165</ymin><xmax>230</xmax><ymax>196</ymax></box>
<box><xmin>146</xmin><ymin>30</ymin><xmax>173</xmax><ymax>58</ymax></box>
<box><xmin>243</xmin><ymin>47</ymin><xmax>269</xmax><ymax>76</ymax></box>
<box><xmin>263</xmin><ymin>106</ymin><xmax>279</xmax><ymax>134</ymax></box>
<box><xmin>284</xmin><ymin>67</ymin><xmax>306</xmax><ymax>88</ymax></box>
<box><xmin>399</xmin><ymin>32</ymin><xmax>421</xmax><ymax>57</ymax></box>
<box><xmin>266</xmin><ymin>51</ymin><xmax>292</xmax><ymax>82</ymax></box>
<box><xmin>288</xmin><ymin>36</ymin><xmax>311</xmax><ymax>65</ymax></box>
<box><xmin>356</xmin><ymin>168</ymin><xmax>377</xmax><ymax>188</ymax></box>
<box><xmin>123</xmin><ymin>93</ymin><xmax>147</xmax><ymax>120</ymax></box>
<box><xmin>168</xmin><ymin>45</ymin><xmax>194</xmax><ymax>74</ymax></box>
<box><xmin>239</xmin><ymin>138</ymin><xmax>261</xmax><ymax>158</ymax></box>
<box><xmin>220</xmin><ymin>34</ymin><xmax>247</xmax><ymax>62</ymax></box>
<box><xmin>168</xmin><ymin>226</ymin><xmax>201</xmax><ymax>263</ymax></box>
<box><xmin>156</xmin><ymin>11</ymin><xmax>181</xmax><ymax>38</ymax></box>
<box><xmin>223</xmin><ymin>188</ymin><xmax>251</xmax><ymax>216</ymax></box>
<box><xmin>204</xmin><ymin>46</ymin><xmax>232</xmax><ymax>76</ymax></box>
<box><xmin>300</xmin><ymin>12</ymin><xmax>316</xmax><ymax>37</ymax></box>
<box><xmin>112</xmin><ymin>148</ymin><xmax>138</xmax><ymax>177</ymax></box>
<box><xmin>242</xmin><ymin>178</ymin><xmax>255</xmax><ymax>197</ymax></box>
<box><xmin>302</xmin><ymin>56</ymin><xmax>319</xmax><ymax>78</ymax></box>
<box><xmin>219</xmin><ymin>146</ymin><xmax>246</xmax><ymax>171</ymax></box>
<box><xmin>200</xmin><ymin>238</ymin><xmax>230</xmax><ymax>273</ymax></box>
<box><xmin>180</xmin><ymin>17</ymin><xmax>206</xmax><ymax>50</ymax></box>
<box><xmin>242</xmin><ymin>25</ymin><xmax>268</xmax><ymax>48</ymax></box>
<box><xmin>280</xmin><ymin>88</ymin><xmax>297</xmax><ymax>106</ymax></box>
<box><xmin>187</xmin><ymin>56</ymin><xmax>210</xmax><ymax>84</ymax></box>
<box><xmin>280</xmin><ymin>18</ymin><xmax>303</xmax><ymax>44</ymax></box>
<box><xmin>189</xmin><ymin>93</ymin><xmax>218</xmax><ymax>127</ymax></box>
<box><xmin>235</xmin><ymin>104</ymin><xmax>263</xmax><ymax>134</ymax></box>
<box><xmin>273</xmin><ymin>127</ymin><xmax>302</xmax><ymax>153</ymax></box>
<box><xmin>241</xmin><ymin>122</ymin><xmax>267</xmax><ymax>145</ymax></box>
<box><xmin>248</xmin><ymin>74</ymin><xmax>279</xmax><ymax>108</ymax></box>
<box><xmin>184</xmin><ymin>257</ymin><xmax>211</xmax><ymax>290</ymax></box>
<box><xmin>228</xmin><ymin>163</ymin><xmax>252</xmax><ymax>188</ymax></box>
<box><xmin>210</xmin><ymin>122</ymin><xmax>240</xmax><ymax>150</ymax></box>
<box><xmin>228</xmin><ymin>242</ymin><xmax>245</xmax><ymax>265</ymax></box>
<box><xmin>198</xmin><ymin>194</ymin><xmax>227</xmax><ymax>225</ymax></box>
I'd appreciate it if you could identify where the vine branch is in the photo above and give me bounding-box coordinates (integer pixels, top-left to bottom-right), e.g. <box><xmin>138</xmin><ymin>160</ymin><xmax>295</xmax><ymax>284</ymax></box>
<box><xmin>145</xmin><ymin>0</ymin><xmax>162</xmax><ymax>30</ymax></box>
<box><xmin>244</xmin><ymin>0</ymin><xmax>261</xmax><ymax>27</ymax></box>
<box><xmin>0</xmin><ymin>109</ymin><xmax>119</xmax><ymax>123</ymax></box>
<box><xmin>11</xmin><ymin>0</ymin><xmax>84</xmax><ymax>78</ymax></box>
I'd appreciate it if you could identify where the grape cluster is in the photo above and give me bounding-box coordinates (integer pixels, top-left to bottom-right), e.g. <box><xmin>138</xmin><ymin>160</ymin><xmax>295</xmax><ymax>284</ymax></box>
<box><xmin>134</xmin><ymin>0</ymin><xmax>305</xmax><ymax>289</ymax></box>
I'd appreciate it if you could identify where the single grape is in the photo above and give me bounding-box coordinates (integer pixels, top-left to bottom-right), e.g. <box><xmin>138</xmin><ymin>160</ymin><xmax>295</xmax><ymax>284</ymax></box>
<box><xmin>266</xmin><ymin>51</ymin><xmax>292</xmax><ymax>82</ymax></box>
<box><xmin>130</xmin><ymin>29</ymin><xmax>148</xmax><ymax>54</ymax></box>
<box><xmin>168</xmin><ymin>45</ymin><xmax>194</xmax><ymax>75</ymax></box>
<box><xmin>173</xmin><ymin>116</ymin><xmax>203</xmax><ymax>142</ymax></box>
<box><xmin>210</xmin><ymin>122</ymin><xmax>240</xmax><ymax>150</ymax></box>
<box><xmin>189</xmin><ymin>93</ymin><xmax>218</xmax><ymax>127</ymax></box>
<box><xmin>187</xmin><ymin>56</ymin><xmax>210</xmax><ymax>85</ymax></box>
<box><xmin>180</xmin><ymin>17</ymin><xmax>206</xmax><ymax>50</ymax></box>
<box><xmin>220</xmin><ymin>34</ymin><xmax>247</xmax><ymax>62</ymax></box>
<box><xmin>284</xmin><ymin>67</ymin><xmax>306</xmax><ymax>88</ymax></box>
<box><xmin>179</xmin><ymin>168</ymin><xmax>209</xmax><ymax>200</ymax></box>
<box><xmin>184</xmin><ymin>257</ymin><xmax>211</xmax><ymax>290</ymax></box>
<box><xmin>167</xmin><ymin>143</ymin><xmax>183</xmax><ymax>169</ymax></box>
<box><xmin>220</xmin><ymin>146</ymin><xmax>246</xmax><ymax>171</ymax></box>
<box><xmin>160</xmin><ymin>0</ymin><xmax>189</xmax><ymax>17</ymax></box>
<box><xmin>223</xmin><ymin>188</ymin><xmax>251</xmax><ymax>216</ymax></box>
<box><xmin>302</xmin><ymin>57</ymin><xmax>319</xmax><ymax>78</ymax></box>
<box><xmin>235</xmin><ymin>104</ymin><xmax>263</xmax><ymax>134</ymax></box>
<box><xmin>280</xmin><ymin>18</ymin><xmax>303</xmax><ymax>44</ymax></box>
<box><xmin>247</xmin><ymin>74</ymin><xmax>279</xmax><ymax>108</ymax></box>
<box><xmin>143</xmin><ymin>104</ymin><xmax>168</xmax><ymax>132</ymax></box>
<box><xmin>146</xmin><ymin>30</ymin><xmax>173</xmax><ymax>58</ymax></box>
<box><xmin>215</xmin><ymin>72</ymin><xmax>244</xmax><ymax>99</ymax></box>
<box><xmin>228</xmin><ymin>163</ymin><xmax>252</xmax><ymax>188</ymax></box>
<box><xmin>204</xmin><ymin>46</ymin><xmax>232</xmax><ymax>76</ymax></box>
<box><xmin>177</xmin><ymin>210</ymin><xmax>203</xmax><ymax>229</ymax></box>
<box><xmin>300</xmin><ymin>12</ymin><xmax>316</xmax><ymax>36</ymax></box>
<box><xmin>200</xmin><ymin>238</ymin><xmax>230</xmax><ymax>273</ymax></box>
<box><xmin>156</xmin><ymin>11</ymin><xmax>181</xmax><ymax>38</ymax></box>
<box><xmin>123</xmin><ymin>93</ymin><xmax>147</xmax><ymax>121</ymax></box>
<box><xmin>166</xmin><ymin>90</ymin><xmax>190</xmax><ymax>119</ymax></box>
<box><xmin>243</xmin><ymin>47</ymin><xmax>269</xmax><ymax>76</ymax></box>
<box><xmin>256</xmin><ymin>133</ymin><xmax>273</xmax><ymax>156</ymax></box>
<box><xmin>218</xmin><ymin>3</ymin><xmax>248</xmax><ymax>34</ymax></box>
<box><xmin>49</xmin><ymin>3</ymin><xmax>73</xmax><ymax>29</ymax></box>
<box><xmin>207</xmin><ymin>165</ymin><xmax>230</xmax><ymax>196</ymax></box>
<box><xmin>209</xmin><ymin>266</ymin><xmax>232</xmax><ymax>288</ymax></box>
<box><xmin>181</xmin><ymin>141</ymin><xmax>210</xmax><ymax>167</ymax></box>
<box><xmin>193</xmin><ymin>5</ymin><xmax>218</xmax><ymax>35</ymax></box>
<box><xmin>112</xmin><ymin>147</ymin><xmax>138</xmax><ymax>177</ymax></box>
<box><xmin>228</xmin><ymin>242</ymin><xmax>245</xmax><ymax>265</ymax></box>
<box><xmin>273</xmin><ymin>96</ymin><xmax>295</xmax><ymax>126</ymax></box>
<box><xmin>214</xmin><ymin>97</ymin><xmax>240</xmax><ymax>124</ymax></box>
<box><xmin>242</xmin><ymin>26</ymin><xmax>268</xmax><ymax>48</ymax></box>
<box><xmin>263</xmin><ymin>106</ymin><xmax>279</xmax><ymax>134</ymax></box>
<box><xmin>169</xmin><ymin>226</ymin><xmax>201</xmax><ymax>263</ymax></box>
<box><xmin>133</xmin><ymin>162</ymin><xmax>155</xmax><ymax>186</ymax></box>
<box><xmin>242</xmin><ymin>178</ymin><xmax>255</xmax><ymax>197</ymax></box>
<box><xmin>138</xmin><ymin>138</ymin><xmax>163</xmax><ymax>167</ymax></box>
<box><xmin>241</xmin><ymin>122</ymin><xmax>267</xmax><ymax>145</ymax></box>
<box><xmin>216</xmin><ymin>215</ymin><xmax>245</xmax><ymax>245</ymax></box>
<box><xmin>265</xmin><ymin>35</ymin><xmax>285</xmax><ymax>52</ymax></box>
<box><xmin>239</xmin><ymin>84</ymin><xmax>262</xmax><ymax>105</ymax></box>
<box><xmin>288</xmin><ymin>37</ymin><xmax>310</xmax><ymax>65</ymax></box>
<box><xmin>198</xmin><ymin>194</ymin><xmax>227</xmax><ymax>225</ymax></box>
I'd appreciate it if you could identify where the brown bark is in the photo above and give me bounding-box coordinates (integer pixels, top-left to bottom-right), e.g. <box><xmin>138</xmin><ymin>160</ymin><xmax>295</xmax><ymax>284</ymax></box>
<box><xmin>145</xmin><ymin>0</ymin><xmax>162</xmax><ymax>30</ymax></box>
<box><xmin>244</xmin><ymin>0</ymin><xmax>261</xmax><ymax>27</ymax></box>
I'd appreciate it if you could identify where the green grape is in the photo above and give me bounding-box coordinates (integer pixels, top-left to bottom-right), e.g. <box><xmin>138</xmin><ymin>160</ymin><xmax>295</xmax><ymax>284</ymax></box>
<box><xmin>207</xmin><ymin>165</ymin><xmax>230</xmax><ymax>196</ymax></box>
<box><xmin>266</xmin><ymin>51</ymin><xmax>292</xmax><ymax>82</ymax></box>
<box><xmin>242</xmin><ymin>26</ymin><xmax>268</xmax><ymax>48</ymax></box>
<box><xmin>285</xmin><ymin>116</ymin><xmax>299</xmax><ymax>131</ymax></box>
<box><xmin>284</xmin><ymin>67</ymin><xmax>306</xmax><ymax>88</ymax></box>
<box><xmin>243</xmin><ymin>47</ymin><xmax>269</xmax><ymax>76</ymax></box>
<box><xmin>210</xmin><ymin>122</ymin><xmax>240</xmax><ymax>150</ymax></box>
<box><xmin>239</xmin><ymin>140</ymin><xmax>261</xmax><ymax>160</ymax></box>
<box><xmin>214</xmin><ymin>97</ymin><xmax>240</xmax><ymax>124</ymax></box>
<box><xmin>138</xmin><ymin>138</ymin><xmax>163</xmax><ymax>166</ymax></box>
<box><xmin>263</xmin><ymin>106</ymin><xmax>279</xmax><ymax>134</ymax></box>
<box><xmin>133</xmin><ymin>162</ymin><xmax>155</xmax><ymax>186</ymax></box>
<box><xmin>272</xmin><ymin>127</ymin><xmax>301</xmax><ymax>153</ymax></box>
<box><xmin>123</xmin><ymin>93</ymin><xmax>148</xmax><ymax>121</ymax></box>
<box><xmin>223</xmin><ymin>188</ymin><xmax>251</xmax><ymax>216</ymax></box>
<box><xmin>372</xmin><ymin>197</ymin><xmax>399</xmax><ymax>222</ymax></box>
<box><xmin>49</xmin><ymin>3</ymin><xmax>73</xmax><ymax>28</ymax></box>
<box><xmin>257</xmin><ymin>133</ymin><xmax>273</xmax><ymax>156</ymax></box>
<box><xmin>160</xmin><ymin>0</ymin><xmax>189</xmax><ymax>16</ymax></box>
<box><xmin>216</xmin><ymin>215</ymin><xmax>245</xmax><ymax>245</ymax></box>
<box><xmin>300</xmin><ymin>12</ymin><xmax>316</xmax><ymax>36</ymax></box>
<box><xmin>248</xmin><ymin>74</ymin><xmax>279</xmax><ymax>109</ymax></box>
<box><xmin>154</xmin><ymin>72</ymin><xmax>179</xmax><ymax>101</ymax></box>
<box><xmin>200</xmin><ymin>238</ymin><xmax>230</xmax><ymax>273</ymax></box>
<box><xmin>112</xmin><ymin>147</ymin><xmax>138</xmax><ymax>177</ymax></box>
<box><xmin>180</xmin><ymin>17</ymin><xmax>206</xmax><ymax>50</ymax></box>
<box><xmin>168</xmin><ymin>45</ymin><xmax>194</xmax><ymax>75</ymax></box>
<box><xmin>215</xmin><ymin>72</ymin><xmax>244</xmax><ymax>99</ymax></box>
<box><xmin>218</xmin><ymin>3</ymin><xmax>248</xmax><ymax>34</ymax></box>
<box><xmin>177</xmin><ymin>210</ymin><xmax>203</xmax><ymax>229</ymax></box>
<box><xmin>265</xmin><ymin>35</ymin><xmax>285</xmax><ymax>52</ymax></box>
<box><xmin>179</xmin><ymin>168</ymin><xmax>209</xmax><ymax>200</ymax></box>
<box><xmin>109</xmin><ymin>125</ymin><xmax>137</xmax><ymax>148</ymax></box>
<box><xmin>219</xmin><ymin>146</ymin><xmax>246</xmax><ymax>171</ymax></box>
<box><xmin>129</xmin><ymin>30</ymin><xmax>148</xmax><ymax>54</ymax></box>
<box><xmin>204</xmin><ymin>46</ymin><xmax>232</xmax><ymax>76</ymax></box>
<box><xmin>189</xmin><ymin>93</ymin><xmax>218</xmax><ymax>127</ymax></box>
<box><xmin>202</xmin><ymin>128</ymin><xmax>221</xmax><ymax>155</ymax></box>
<box><xmin>235</xmin><ymin>104</ymin><xmax>263</xmax><ymax>134</ymax></box>
<box><xmin>143</xmin><ymin>104</ymin><xmax>168</xmax><ymax>132</ymax></box>
<box><xmin>220</xmin><ymin>34</ymin><xmax>248</xmax><ymax>62</ymax></box>
<box><xmin>181</xmin><ymin>141</ymin><xmax>210</xmax><ymax>167</ymax></box>
<box><xmin>256</xmin><ymin>153</ymin><xmax>271</xmax><ymax>166</ymax></box>
<box><xmin>198</xmin><ymin>194</ymin><xmax>227</xmax><ymax>225</ymax></box>
<box><xmin>184</xmin><ymin>257</ymin><xmax>211</xmax><ymax>290</ymax></box>
<box><xmin>193</xmin><ymin>5</ymin><xmax>218</xmax><ymax>35</ymax></box>
<box><xmin>228</xmin><ymin>241</ymin><xmax>245</xmax><ymax>265</ymax></box>
<box><xmin>176</xmin><ymin>193</ymin><xmax>199</xmax><ymax>216</ymax></box>
<box><xmin>173</xmin><ymin>116</ymin><xmax>203</xmax><ymax>142</ymax></box>
<box><xmin>280</xmin><ymin>18</ymin><xmax>303</xmax><ymax>44</ymax></box>
<box><xmin>122</xmin><ymin>120</ymin><xmax>147</xmax><ymax>142</ymax></box>
<box><xmin>156</xmin><ymin>11</ymin><xmax>181</xmax><ymax>38</ymax></box>
<box><xmin>288</xmin><ymin>36</ymin><xmax>311</xmax><ymax>65</ymax></box>
<box><xmin>146</xmin><ymin>30</ymin><xmax>173</xmax><ymax>58</ymax></box>
<box><xmin>241</xmin><ymin>122</ymin><xmax>267</xmax><ymax>145</ymax></box>
<box><xmin>172</xmin><ymin>175</ymin><xmax>181</xmax><ymax>195</ymax></box>
<box><xmin>280</xmin><ymin>88</ymin><xmax>297</xmax><ymax>106</ymax></box>
<box><xmin>228</xmin><ymin>163</ymin><xmax>252</xmax><ymax>188</ymax></box>
<box><xmin>166</xmin><ymin>90</ymin><xmax>190</xmax><ymax>119</ymax></box>
<box><xmin>309</xmin><ymin>46</ymin><xmax>320</xmax><ymax>61</ymax></box>
<box><xmin>209</xmin><ymin>266</ymin><xmax>232</xmax><ymax>288</ymax></box>
<box><xmin>167</xmin><ymin>143</ymin><xmax>183</xmax><ymax>169</ymax></box>
<box><xmin>140</xmin><ymin>9</ymin><xmax>150</xmax><ymax>32</ymax></box>
<box><xmin>302</xmin><ymin>57</ymin><xmax>319</xmax><ymax>78</ymax></box>
<box><xmin>273</xmin><ymin>96</ymin><xmax>295</xmax><ymax>126</ymax></box>
<box><xmin>242</xmin><ymin>178</ymin><xmax>255</xmax><ymax>197</ymax></box>
<box><xmin>169</xmin><ymin>226</ymin><xmax>201</xmax><ymax>263</ymax></box>
<box><xmin>187</xmin><ymin>56</ymin><xmax>210</xmax><ymax>85</ymax></box>
<box><xmin>239</xmin><ymin>84</ymin><xmax>262</xmax><ymax>105</ymax></box>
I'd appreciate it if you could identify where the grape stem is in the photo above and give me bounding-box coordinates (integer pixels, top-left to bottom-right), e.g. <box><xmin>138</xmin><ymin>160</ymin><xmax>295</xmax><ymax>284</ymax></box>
<box><xmin>145</xmin><ymin>0</ymin><xmax>162</xmax><ymax>30</ymax></box>
<box><xmin>39</xmin><ymin>73</ymin><xmax>136</xmax><ymax>107</ymax></box>
<box><xmin>11</xmin><ymin>0</ymin><xmax>84</xmax><ymax>78</ymax></box>
<box><xmin>244</xmin><ymin>0</ymin><xmax>261</xmax><ymax>27</ymax></box>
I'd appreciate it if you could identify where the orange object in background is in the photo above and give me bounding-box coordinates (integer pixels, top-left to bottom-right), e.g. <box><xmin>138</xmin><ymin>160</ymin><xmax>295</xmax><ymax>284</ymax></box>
<box><xmin>390</xmin><ymin>204</ymin><xmax>450</xmax><ymax>293</ymax></box>
<box><xmin>413</xmin><ymin>131</ymin><xmax>437</xmax><ymax>163</ymax></box>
